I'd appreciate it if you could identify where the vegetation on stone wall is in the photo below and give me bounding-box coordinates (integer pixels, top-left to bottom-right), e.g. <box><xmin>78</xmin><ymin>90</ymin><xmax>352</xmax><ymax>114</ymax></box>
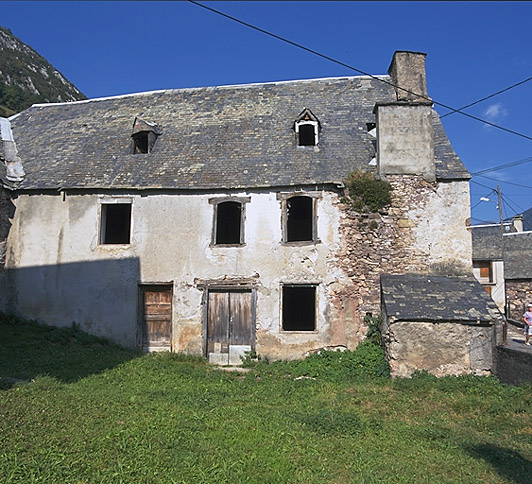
<box><xmin>343</xmin><ymin>170</ymin><xmax>391</xmax><ymax>213</ymax></box>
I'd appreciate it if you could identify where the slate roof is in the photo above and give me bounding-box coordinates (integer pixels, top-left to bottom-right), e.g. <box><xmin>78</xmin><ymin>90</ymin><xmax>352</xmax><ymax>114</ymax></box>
<box><xmin>0</xmin><ymin>139</ymin><xmax>7</xmax><ymax>187</ymax></box>
<box><xmin>521</xmin><ymin>207</ymin><xmax>532</xmax><ymax>231</ymax></box>
<box><xmin>381</xmin><ymin>274</ymin><xmax>499</xmax><ymax>324</ymax></box>
<box><xmin>471</xmin><ymin>224</ymin><xmax>532</xmax><ymax>279</ymax></box>
<box><xmin>8</xmin><ymin>75</ymin><xmax>469</xmax><ymax>191</ymax></box>
<box><xmin>503</xmin><ymin>232</ymin><xmax>532</xmax><ymax>279</ymax></box>
<box><xmin>471</xmin><ymin>225</ymin><xmax>504</xmax><ymax>260</ymax></box>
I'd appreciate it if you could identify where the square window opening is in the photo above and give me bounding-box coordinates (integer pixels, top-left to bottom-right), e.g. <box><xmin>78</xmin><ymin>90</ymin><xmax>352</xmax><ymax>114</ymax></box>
<box><xmin>101</xmin><ymin>203</ymin><xmax>131</xmax><ymax>244</ymax></box>
<box><xmin>282</xmin><ymin>285</ymin><xmax>316</xmax><ymax>331</ymax></box>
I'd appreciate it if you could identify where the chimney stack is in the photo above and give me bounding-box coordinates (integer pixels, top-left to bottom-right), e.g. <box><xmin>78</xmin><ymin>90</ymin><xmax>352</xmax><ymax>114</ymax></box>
<box><xmin>513</xmin><ymin>215</ymin><xmax>523</xmax><ymax>232</ymax></box>
<box><xmin>374</xmin><ymin>51</ymin><xmax>435</xmax><ymax>182</ymax></box>
<box><xmin>388</xmin><ymin>51</ymin><xmax>430</xmax><ymax>102</ymax></box>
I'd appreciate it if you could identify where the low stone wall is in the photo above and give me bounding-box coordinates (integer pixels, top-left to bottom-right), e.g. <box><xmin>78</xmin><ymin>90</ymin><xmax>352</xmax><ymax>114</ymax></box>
<box><xmin>495</xmin><ymin>346</ymin><xmax>532</xmax><ymax>385</ymax></box>
<box><xmin>505</xmin><ymin>280</ymin><xmax>532</xmax><ymax>321</ymax></box>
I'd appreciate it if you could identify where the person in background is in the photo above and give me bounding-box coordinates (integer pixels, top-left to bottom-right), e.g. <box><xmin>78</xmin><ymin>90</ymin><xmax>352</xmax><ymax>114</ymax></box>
<box><xmin>523</xmin><ymin>304</ymin><xmax>532</xmax><ymax>346</ymax></box>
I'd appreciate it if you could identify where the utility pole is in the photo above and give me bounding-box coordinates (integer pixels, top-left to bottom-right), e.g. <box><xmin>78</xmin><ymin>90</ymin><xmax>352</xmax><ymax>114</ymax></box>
<box><xmin>497</xmin><ymin>185</ymin><xmax>504</xmax><ymax>233</ymax></box>
<box><xmin>497</xmin><ymin>184</ymin><xmax>509</xmax><ymax>343</ymax></box>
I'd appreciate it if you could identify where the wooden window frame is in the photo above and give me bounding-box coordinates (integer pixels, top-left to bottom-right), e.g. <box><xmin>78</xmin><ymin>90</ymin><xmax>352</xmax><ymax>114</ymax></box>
<box><xmin>474</xmin><ymin>260</ymin><xmax>494</xmax><ymax>284</ymax></box>
<box><xmin>209</xmin><ymin>197</ymin><xmax>250</xmax><ymax>247</ymax></box>
<box><xmin>277</xmin><ymin>192</ymin><xmax>320</xmax><ymax>245</ymax></box>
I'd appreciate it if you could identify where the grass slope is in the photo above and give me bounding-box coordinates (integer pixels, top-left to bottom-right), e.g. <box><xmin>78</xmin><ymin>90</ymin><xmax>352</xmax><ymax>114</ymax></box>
<box><xmin>1</xmin><ymin>315</ymin><xmax>531</xmax><ymax>483</ymax></box>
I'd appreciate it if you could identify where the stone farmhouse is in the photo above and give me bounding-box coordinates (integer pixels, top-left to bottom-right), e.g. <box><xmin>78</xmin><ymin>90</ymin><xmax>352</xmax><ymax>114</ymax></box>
<box><xmin>1</xmin><ymin>51</ymin><xmax>480</xmax><ymax>366</ymax></box>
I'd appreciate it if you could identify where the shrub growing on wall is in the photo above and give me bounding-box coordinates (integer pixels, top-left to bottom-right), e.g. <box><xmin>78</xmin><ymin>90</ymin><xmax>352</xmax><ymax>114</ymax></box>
<box><xmin>343</xmin><ymin>170</ymin><xmax>391</xmax><ymax>213</ymax></box>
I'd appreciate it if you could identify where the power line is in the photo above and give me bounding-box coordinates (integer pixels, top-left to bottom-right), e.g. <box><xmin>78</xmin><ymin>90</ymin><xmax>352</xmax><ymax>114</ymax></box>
<box><xmin>476</xmin><ymin>174</ymin><xmax>532</xmax><ymax>190</ymax></box>
<box><xmin>471</xmin><ymin>189</ymin><xmax>496</xmax><ymax>211</ymax></box>
<box><xmin>471</xmin><ymin>156</ymin><xmax>532</xmax><ymax>176</ymax></box>
<box><xmin>189</xmin><ymin>1</ymin><xmax>532</xmax><ymax>143</ymax></box>
<box><xmin>471</xmin><ymin>180</ymin><xmax>497</xmax><ymax>191</ymax></box>
<box><xmin>440</xmin><ymin>75</ymin><xmax>532</xmax><ymax>119</ymax></box>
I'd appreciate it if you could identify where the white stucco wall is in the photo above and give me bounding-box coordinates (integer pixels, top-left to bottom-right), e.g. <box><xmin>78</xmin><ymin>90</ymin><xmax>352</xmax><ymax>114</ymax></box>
<box><xmin>409</xmin><ymin>180</ymin><xmax>472</xmax><ymax>273</ymax></box>
<box><xmin>472</xmin><ymin>260</ymin><xmax>505</xmax><ymax>312</ymax></box>
<box><xmin>5</xmin><ymin>190</ymin><xmax>346</xmax><ymax>355</ymax></box>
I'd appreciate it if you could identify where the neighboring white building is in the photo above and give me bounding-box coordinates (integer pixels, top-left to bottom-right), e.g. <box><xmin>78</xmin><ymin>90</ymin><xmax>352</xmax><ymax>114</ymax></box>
<box><xmin>471</xmin><ymin>217</ymin><xmax>532</xmax><ymax>320</ymax></box>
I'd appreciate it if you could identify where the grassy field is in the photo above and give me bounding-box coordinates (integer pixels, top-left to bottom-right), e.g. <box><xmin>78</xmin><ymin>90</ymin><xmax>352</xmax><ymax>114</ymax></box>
<box><xmin>1</xmin><ymin>315</ymin><xmax>531</xmax><ymax>484</ymax></box>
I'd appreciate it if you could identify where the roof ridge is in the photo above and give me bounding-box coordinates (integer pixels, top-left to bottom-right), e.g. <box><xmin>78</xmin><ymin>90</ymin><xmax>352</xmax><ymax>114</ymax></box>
<box><xmin>24</xmin><ymin>75</ymin><xmax>391</xmax><ymax>109</ymax></box>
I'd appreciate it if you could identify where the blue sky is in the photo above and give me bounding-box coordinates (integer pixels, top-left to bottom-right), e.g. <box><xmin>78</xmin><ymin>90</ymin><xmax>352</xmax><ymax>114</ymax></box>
<box><xmin>2</xmin><ymin>1</ymin><xmax>532</xmax><ymax>225</ymax></box>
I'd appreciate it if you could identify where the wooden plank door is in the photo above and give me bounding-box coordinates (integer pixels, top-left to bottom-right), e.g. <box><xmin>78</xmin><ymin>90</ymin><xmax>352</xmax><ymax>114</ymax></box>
<box><xmin>141</xmin><ymin>285</ymin><xmax>172</xmax><ymax>351</ymax></box>
<box><xmin>207</xmin><ymin>290</ymin><xmax>253</xmax><ymax>364</ymax></box>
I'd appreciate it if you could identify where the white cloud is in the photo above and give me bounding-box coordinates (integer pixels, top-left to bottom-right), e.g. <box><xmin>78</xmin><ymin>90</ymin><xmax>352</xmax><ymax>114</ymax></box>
<box><xmin>483</xmin><ymin>103</ymin><xmax>507</xmax><ymax>124</ymax></box>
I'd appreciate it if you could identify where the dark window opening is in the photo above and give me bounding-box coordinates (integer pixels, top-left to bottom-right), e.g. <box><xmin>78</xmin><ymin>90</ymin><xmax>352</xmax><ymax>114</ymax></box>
<box><xmin>298</xmin><ymin>124</ymin><xmax>316</xmax><ymax>146</ymax></box>
<box><xmin>132</xmin><ymin>132</ymin><xmax>149</xmax><ymax>154</ymax></box>
<box><xmin>282</xmin><ymin>285</ymin><xmax>316</xmax><ymax>331</ymax></box>
<box><xmin>216</xmin><ymin>201</ymin><xmax>242</xmax><ymax>245</ymax></box>
<box><xmin>286</xmin><ymin>196</ymin><xmax>313</xmax><ymax>242</ymax></box>
<box><xmin>101</xmin><ymin>204</ymin><xmax>131</xmax><ymax>244</ymax></box>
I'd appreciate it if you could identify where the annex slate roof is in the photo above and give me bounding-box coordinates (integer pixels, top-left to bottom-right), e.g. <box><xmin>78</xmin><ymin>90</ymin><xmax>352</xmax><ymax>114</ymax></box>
<box><xmin>381</xmin><ymin>274</ymin><xmax>499</xmax><ymax>324</ymax></box>
<box><xmin>9</xmin><ymin>76</ymin><xmax>469</xmax><ymax>191</ymax></box>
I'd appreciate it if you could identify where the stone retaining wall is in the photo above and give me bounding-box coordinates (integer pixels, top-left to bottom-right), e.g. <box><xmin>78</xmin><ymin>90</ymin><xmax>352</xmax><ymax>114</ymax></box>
<box><xmin>495</xmin><ymin>346</ymin><xmax>532</xmax><ymax>385</ymax></box>
<box><xmin>505</xmin><ymin>280</ymin><xmax>532</xmax><ymax>321</ymax></box>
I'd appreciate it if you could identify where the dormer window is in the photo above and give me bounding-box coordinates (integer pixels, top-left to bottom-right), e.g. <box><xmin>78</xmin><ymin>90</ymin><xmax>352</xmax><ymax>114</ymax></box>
<box><xmin>132</xmin><ymin>132</ymin><xmax>150</xmax><ymax>154</ymax></box>
<box><xmin>131</xmin><ymin>117</ymin><xmax>161</xmax><ymax>154</ymax></box>
<box><xmin>294</xmin><ymin>108</ymin><xmax>320</xmax><ymax>147</ymax></box>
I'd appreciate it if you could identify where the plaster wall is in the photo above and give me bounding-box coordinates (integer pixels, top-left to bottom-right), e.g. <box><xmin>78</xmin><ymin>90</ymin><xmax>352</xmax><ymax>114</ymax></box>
<box><xmin>5</xmin><ymin>190</ymin><xmax>349</xmax><ymax>357</ymax></box>
<box><xmin>406</xmin><ymin>179</ymin><xmax>472</xmax><ymax>273</ymax></box>
<box><xmin>376</xmin><ymin>104</ymin><xmax>435</xmax><ymax>181</ymax></box>
<box><xmin>382</xmin><ymin>319</ymin><xmax>495</xmax><ymax>378</ymax></box>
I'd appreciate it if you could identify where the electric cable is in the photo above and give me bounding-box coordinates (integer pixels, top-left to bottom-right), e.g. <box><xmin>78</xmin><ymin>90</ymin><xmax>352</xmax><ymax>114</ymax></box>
<box><xmin>440</xmin><ymin>75</ymin><xmax>532</xmax><ymax>119</ymax></box>
<box><xmin>189</xmin><ymin>1</ymin><xmax>532</xmax><ymax>142</ymax></box>
<box><xmin>471</xmin><ymin>156</ymin><xmax>532</xmax><ymax>176</ymax></box>
<box><xmin>476</xmin><ymin>175</ymin><xmax>532</xmax><ymax>190</ymax></box>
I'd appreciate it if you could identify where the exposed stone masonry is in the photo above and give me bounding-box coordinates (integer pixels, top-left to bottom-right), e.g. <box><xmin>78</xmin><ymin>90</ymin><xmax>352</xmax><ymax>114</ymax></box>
<box><xmin>506</xmin><ymin>280</ymin><xmax>532</xmax><ymax>321</ymax></box>
<box><xmin>327</xmin><ymin>175</ymin><xmax>458</xmax><ymax>348</ymax></box>
<box><xmin>0</xmin><ymin>187</ymin><xmax>12</xmax><ymax>269</ymax></box>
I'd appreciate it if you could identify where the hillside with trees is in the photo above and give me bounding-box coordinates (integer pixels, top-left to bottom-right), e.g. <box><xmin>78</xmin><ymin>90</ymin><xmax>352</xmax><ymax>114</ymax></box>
<box><xmin>0</xmin><ymin>25</ymin><xmax>86</xmax><ymax>117</ymax></box>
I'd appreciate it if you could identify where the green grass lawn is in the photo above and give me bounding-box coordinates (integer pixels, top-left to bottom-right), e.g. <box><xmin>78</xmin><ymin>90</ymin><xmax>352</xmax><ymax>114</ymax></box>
<box><xmin>1</xmin><ymin>315</ymin><xmax>531</xmax><ymax>484</ymax></box>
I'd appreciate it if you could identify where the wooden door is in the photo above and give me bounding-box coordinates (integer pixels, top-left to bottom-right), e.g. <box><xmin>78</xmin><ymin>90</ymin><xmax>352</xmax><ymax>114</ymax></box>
<box><xmin>141</xmin><ymin>285</ymin><xmax>172</xmax><ymax>351</ymax></box>
<box><xmin>207</xmin><ymin>290</ymin><xmax>253</xmax><ymax>364</ymax></box>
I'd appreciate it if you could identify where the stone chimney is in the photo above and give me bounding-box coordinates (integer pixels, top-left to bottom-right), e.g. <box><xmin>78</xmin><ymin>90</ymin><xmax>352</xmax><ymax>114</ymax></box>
<box><xmin>388</xmin><ymin>51</ymin><xmax>430</xmax><ymax>102</ymax></box>
<box><xmin>375</xmin><ymin>51</ymin><xmax>435</xmax><ymax>182</ymax></box>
